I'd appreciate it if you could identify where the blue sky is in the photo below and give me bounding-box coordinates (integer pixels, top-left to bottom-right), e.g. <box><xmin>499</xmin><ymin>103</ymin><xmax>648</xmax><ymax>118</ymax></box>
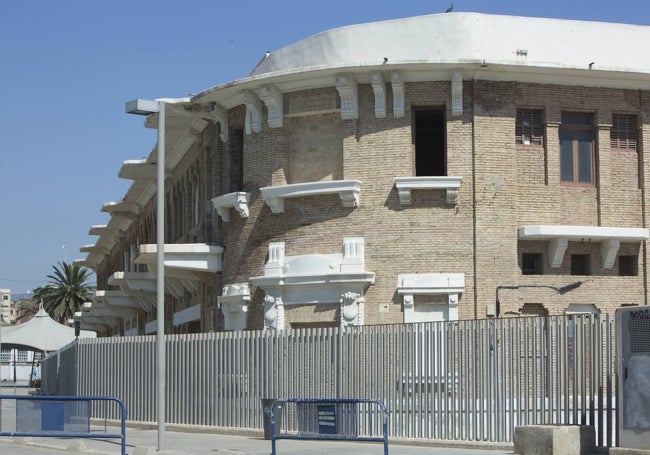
<box><xmin>1</xmin><ymin>0</ymin><xmax>649</xmax><ymax>294</ymax></box>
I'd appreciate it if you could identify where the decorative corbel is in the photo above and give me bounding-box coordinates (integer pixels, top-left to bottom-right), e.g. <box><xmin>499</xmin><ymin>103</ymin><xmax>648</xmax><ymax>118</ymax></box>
<box><xmin>202</xmin><ymin>103</ymin><xmax>229</xmax><ymax>142</ymax></box>
<box><xmin>240</xmin><ymin>90</ymin><xmax>262</xmax><ymax>134</ymax></box>
<box><xmin>370</xmin><ymin>72</ymin><xmax>386</xmax><ymax>118</ymax></box>
<box><xmin>263</xmin><ymin>295</ymin><xmax>284</xmax><ymax>330</ymax></box>
<box><xmin>451</xmin><ymin>70</ymin><xmax>463</xmax><ymax>117</ymax></box>
<box><xmin>391</xmin><ymin>71</ymin><xmax>405</xmax><ymax>118</ymax></box>
<box><xmin>340</xmin><ymin>291</ymin><xmax>363</xmax><ymax>327</ymax></box>
<box><xmin>335</xmin><ymin>73</ymin><xmax>358</xmax><ymax>120</ymax></box>
<box><xmin>259</xmin><ymin>85</ymin><xmax>283</xmax><ymax>128</ymax></box>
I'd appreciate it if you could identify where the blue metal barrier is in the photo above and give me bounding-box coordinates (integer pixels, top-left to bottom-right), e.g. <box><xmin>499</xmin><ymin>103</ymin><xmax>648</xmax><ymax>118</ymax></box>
<box><xmin>270</xmin><ymin>398</ymin><xmax>388</xmax><ymax>455</ymax></box>
<box><xmin>0</xmin><ymin>395</ymin><xmax>127</xmax><ymax>455</ymax></box>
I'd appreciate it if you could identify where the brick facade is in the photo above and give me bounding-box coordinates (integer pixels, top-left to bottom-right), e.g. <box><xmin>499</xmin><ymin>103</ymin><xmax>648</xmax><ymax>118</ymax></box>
<box><xmin>85</xmin><ymin>13</ymin><xmax>650</xmax><ymax>335</ymax></box>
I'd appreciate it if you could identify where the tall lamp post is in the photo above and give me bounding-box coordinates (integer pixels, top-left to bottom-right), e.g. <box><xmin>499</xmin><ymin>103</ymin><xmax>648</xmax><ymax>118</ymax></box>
<box><xmin>125</xmin><ymin>98</ymin><xmax>168</xmax><ymax>450</ymax></box>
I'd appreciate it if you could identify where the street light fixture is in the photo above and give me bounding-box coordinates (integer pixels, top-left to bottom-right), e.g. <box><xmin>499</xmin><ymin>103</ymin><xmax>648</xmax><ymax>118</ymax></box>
<box><xmin>125</xmin><ymin>98</ymin><xmax>167</xmax><ymax>451</ymax></box>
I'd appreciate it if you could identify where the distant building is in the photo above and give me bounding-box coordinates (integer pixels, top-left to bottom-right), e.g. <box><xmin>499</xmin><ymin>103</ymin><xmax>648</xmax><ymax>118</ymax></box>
<box><xmin>0</xmin><ymin>289</ymin><xmax>11</xmax><ymax>324</ymax></box>
<box><xmin>78</xmin><ymin>13</ymin><xmax>650</xmax><ymax>336</ymax></box>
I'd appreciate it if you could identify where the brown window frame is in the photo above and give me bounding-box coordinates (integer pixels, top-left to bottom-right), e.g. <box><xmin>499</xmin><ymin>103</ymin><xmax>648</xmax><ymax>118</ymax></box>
<box><xmin>560</xmin><ymin>112</ymin><xmax>595</xmax><ymax>187</ymax></box>
<box><xmin>611</xmin><ymin>113</ymin><xmax>637</xmax><ymax>151</ymax></box>
<box><xmin>516</xmin><ymin>109</ymin><xmax>544</xmax><ymax>147</ymax></box>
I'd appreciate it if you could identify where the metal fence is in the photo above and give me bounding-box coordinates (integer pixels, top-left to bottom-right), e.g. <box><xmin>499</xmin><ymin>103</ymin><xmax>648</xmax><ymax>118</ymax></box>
<box><xmin>41</xmin><ymin>314</ymin><xmax>617</xmax><ymax>446</ymax></box>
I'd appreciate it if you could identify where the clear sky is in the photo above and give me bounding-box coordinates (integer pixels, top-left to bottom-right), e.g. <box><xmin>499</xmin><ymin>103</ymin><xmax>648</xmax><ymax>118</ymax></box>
<box><xmin>1</xmin><ymin>0</ymin><xmax>649</xmax><ymax>294</ymax></box>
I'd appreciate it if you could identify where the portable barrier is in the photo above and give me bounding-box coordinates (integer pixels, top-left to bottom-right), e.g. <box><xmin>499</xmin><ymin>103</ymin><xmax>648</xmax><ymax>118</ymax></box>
<box><xmin>270</xmin><ymin>398</ymin><xmax>388</xmax><ymax>455</ymax></box>
<box><xmin>0</xmin><ymin>395</ymin><xmax>127</xmax><ymax>455</ymax></box>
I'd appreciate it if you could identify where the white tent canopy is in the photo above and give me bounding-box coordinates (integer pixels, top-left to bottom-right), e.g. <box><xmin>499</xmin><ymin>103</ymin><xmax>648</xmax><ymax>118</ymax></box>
<box><xmin>1</xmin><ymin>306</ymin><xmax>96</xmax><ymax>352</ymax></box>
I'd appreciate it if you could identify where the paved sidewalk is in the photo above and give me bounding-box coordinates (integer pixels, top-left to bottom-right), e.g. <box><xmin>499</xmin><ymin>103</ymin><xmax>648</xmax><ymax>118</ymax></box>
<box><xmin>0</xmin><ymin>425</ymin><xmax>515</xmax><ymax>455</ymax></box>
<box><xmin>1</xmin><ymin>386</ymin><xmax>513</xmax><ymax>454</ymax></box>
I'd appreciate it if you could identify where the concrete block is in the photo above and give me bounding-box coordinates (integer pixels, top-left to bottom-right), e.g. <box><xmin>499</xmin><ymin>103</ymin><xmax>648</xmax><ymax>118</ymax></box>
<box><xmin>66</xmin><ymin>440</ymin><xmax>87</xmax><ymax>452</ymax></box>
<box><xmin>132</xmin><ymin>446</ymin><xmax>156</xmax><ymax>455</ymax></box>
<box><xmin>513</xmin><ymin>425</ymin><xmax>595</xmax><ymax>455</ymax></box>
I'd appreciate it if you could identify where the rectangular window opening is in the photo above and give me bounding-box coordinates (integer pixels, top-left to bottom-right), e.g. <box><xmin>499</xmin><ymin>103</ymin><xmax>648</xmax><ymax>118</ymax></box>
<box><xmin>516</xmin><ymin>109</ymin><xmax>544</xmax><ymax>146</ymax></box>
<box><xmin>522</xmin><ymin>253</ymin><xmax>543</xmax><ymax>275</ymax></box>
<box><xmin>560</xmin><ymin>112</ymin><xmax>594</xmax><ymax>186</ymax></box>
<box><xmin>571</xmin><ymin>254</ymin><xmax>591</xmax><ymax>276</ymax></box>
<box><xmin>230</xmin><ymin>129</ymin><xmax>244</xmax><ymax>193</ymax></box>
<box><xmin>611</xmin><ymin>114</ymin><xmax>637</xmax><ymax>151</ymax></box>
<box><xmin>414</xmin><ymin>108</ymin><xmax>446</xmax><ymax>176</ymax></box>
<box><xmin>619</xmin><ymin>255</ymin><xmax>638</xmax><ymax>276</ymax></box>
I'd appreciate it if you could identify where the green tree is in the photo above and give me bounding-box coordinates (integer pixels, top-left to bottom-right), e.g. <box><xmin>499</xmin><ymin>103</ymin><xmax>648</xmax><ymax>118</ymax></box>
<box><xmin>32</xmin><ymin>262</ymin><xmax>93</xmax><ymax>323</ymax></box>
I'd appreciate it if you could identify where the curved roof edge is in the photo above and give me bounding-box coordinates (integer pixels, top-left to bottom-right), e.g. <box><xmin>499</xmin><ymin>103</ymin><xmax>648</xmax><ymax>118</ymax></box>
<box><xmin>249</xmin><ymin>12</ymin><xmax>650</xmax><ymax>77</ymax></box>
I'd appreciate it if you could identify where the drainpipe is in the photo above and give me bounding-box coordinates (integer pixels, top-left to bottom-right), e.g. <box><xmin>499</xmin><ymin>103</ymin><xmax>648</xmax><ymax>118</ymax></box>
<box><xmin>471</xmin><ymin>77</ymin><xmax>478</xmax><ymax>320</ymax></box>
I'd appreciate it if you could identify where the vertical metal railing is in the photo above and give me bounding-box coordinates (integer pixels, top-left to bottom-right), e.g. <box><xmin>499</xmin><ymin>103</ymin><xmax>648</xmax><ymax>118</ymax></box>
<box><xmin>41</xmin><ymin>314</ymin><xmax>617</xmax><ymax>446</ymax></box>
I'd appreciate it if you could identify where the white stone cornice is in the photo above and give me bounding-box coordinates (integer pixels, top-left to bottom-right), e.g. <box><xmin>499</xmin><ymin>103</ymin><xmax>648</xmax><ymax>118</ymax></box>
<box><xmin>240</xmin><ymin>90</ymin><xmax>262</xmax><ymax>134</ymax></box>
<box><xmin>134</xmin><ymin>243</ymin><xmax>224</xmax><ymax>277</ymax></box>
<box><xmin>391</xmin><ymin>71</ymin><xmax>405</xmax><ymax>118</ymax></box>
<box><xmin>95</xmin><ymin>289</ymin><xmax>150</xmax><ymax>312</ymax></box>
<box><xmin>260</xmin><ymin>180</ymin><xmax>362</xmax><ymax>213</ymax></box>
<box><xmin>102</xmin><ymin>200</ymin><xmax>141</xmax><ymax>218</ymax></box>
<box><xmin>394</xmin><ymin>176</ymin><xmax>462</xmax><ymax>205</ymax></box>
<box><xmin>451</xmin><ymin>69</ymin><xmax>463</xmax><ymax>117</ymax></box>
<box><xmin>250</xmin><ymin>238</ymin><xmax>375</xmax><ymax>327</ymax></box>
<box><xmin>211</xmin><ymin>192</ymin><xmax>251</xmax><ymax>221</ymax></box>
<box><xmin>335</xmin><ymin>73</ymin><xmax>358</xmax><ymax>120</ymax></box>
<box><xmin>80</xmin><ymin>244</ymin><xmax>109</xmax><ymax>255</ymax></box>
<box><xmin>88</xmin><ymin>224</ymin><xmax>124</xmax><ymax>238</ymax></box>
<box><xmin>397</xmin><ymin>273</ymin><xmax>464</xmax><ymax>323</ymax></box>
<box><xmin>370</xmin><ymin>72</ymin><xmax>386</xmax><ymax>118</ymax></box>
<box><xmin>259</xmin><ymin>84</ymin><xmax>283</xmax><ymax>128</ymax></box>
<box><xmin>119</xmin><ymin>159</ymin><xmax>171</xmax><ymax>181</ymax></box>
<box><xmin>518</xmin><ymin>225</ymin><xmax>649</xmax><ymax>269</ymax></box>
<box><xmin>106</xmin><ymin>272</ymin><xmax>156</xmax><ymax>312</ymax></box>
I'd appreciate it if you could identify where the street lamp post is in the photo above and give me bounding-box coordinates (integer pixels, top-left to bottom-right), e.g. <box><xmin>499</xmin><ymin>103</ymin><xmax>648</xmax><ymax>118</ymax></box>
<box><xmin>125</xmin><ymin>98</ymin><xmax>167</xmax><ymax>450</ymax></box>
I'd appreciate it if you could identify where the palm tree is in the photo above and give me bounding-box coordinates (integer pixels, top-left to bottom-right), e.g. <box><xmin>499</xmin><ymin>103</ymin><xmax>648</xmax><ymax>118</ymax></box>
<box><xmin>32</xmin><ymin>262</ymin><xmax>93</xmax><ymax>323</ymax></box>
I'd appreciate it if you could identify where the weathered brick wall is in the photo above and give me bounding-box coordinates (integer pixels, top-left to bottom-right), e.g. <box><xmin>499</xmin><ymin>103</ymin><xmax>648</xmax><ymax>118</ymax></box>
<box><xmin>97</xmin><ymin>78</ymin><xmax>650</xmax><ymax>334</ymax></box>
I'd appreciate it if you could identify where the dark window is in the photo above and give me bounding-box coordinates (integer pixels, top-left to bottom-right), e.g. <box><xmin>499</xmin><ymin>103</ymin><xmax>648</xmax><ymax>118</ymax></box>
<box><xmin>611</xmin><ymin>114</ymin><xmax>637</xmax><ymax>151</ymax></box>
<box><xmin>560</xmin><ymin>113</ymin><xmax>594</xmax><ymax>186</ymax></box>
<box><xmin>522</xmin><ymin>253</ymin><xmax>543</xmax><ymax>275</ymax></box>
<box><xmin>619</xmin><ymin>255</ymin><xmax>638</xmax><ymax>276</ymax></box>
<box><xmin>414</xmin><ymin>109</ymin><xmax>446</xmax><ymax>176</ymax></box>
<box><xmin>516</xmin><ymin>109</ymin><xmax>544</xmax><ymax>146</ymax></box>
<box><xmin>230</xmin><ymin>129</ymin><xmax>244</xmax><ymax>192</ymax></box>
<box><xmin>519</xmin><ymin>303</ymin><xmax>549</xmax><ymax>317</ymax></box>
<box><xmin>571</xmin><ymin>254</ymin><xmax>591</xmax><ymax>276</ymax></box>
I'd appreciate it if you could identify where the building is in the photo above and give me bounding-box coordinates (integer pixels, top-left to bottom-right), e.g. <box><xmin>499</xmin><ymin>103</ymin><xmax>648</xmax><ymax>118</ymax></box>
<box><xmin>77</xmin><ymin>12</ymin><xmax>650</xmax><ymax>336</ymax></box>
<box><xmin>0</xmin><ymin>289</ymin><xmax>12</xmax><ymax>324</ymax></box>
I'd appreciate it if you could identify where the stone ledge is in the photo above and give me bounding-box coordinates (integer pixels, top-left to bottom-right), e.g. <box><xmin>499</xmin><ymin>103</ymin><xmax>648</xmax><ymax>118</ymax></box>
<box><xmin>514</xmin><ymin>425</ymin><xmax>595</xmax><ymax>455</ymax></box>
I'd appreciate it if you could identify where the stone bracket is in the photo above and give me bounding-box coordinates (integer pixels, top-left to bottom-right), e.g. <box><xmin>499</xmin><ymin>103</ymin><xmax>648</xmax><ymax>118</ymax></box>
<box><xmin>335</xmin><ymin>73</ymin><xmax>358</xmax><ymax>120</ymax></box>
<box><xmin>259</xmin><ymin>84</ymin><xmax>283</xmax><ymax>128</ymax></box>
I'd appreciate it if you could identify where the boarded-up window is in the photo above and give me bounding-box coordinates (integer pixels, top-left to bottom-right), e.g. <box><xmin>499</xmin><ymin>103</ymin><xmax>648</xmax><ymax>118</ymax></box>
<box><xmin>289</xmin><ymin>113</ymin><xmax>343</xmax><ymax>183</ymax></box>
<box><xmin>516</xmin><ymin>109</ymin><xmax>544</xmax><ymax>146</ymax></box>
<box><xmin>611</xmin><ymin>114</ymin><xmax>637</xmax><ymax>151</ymax></box>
